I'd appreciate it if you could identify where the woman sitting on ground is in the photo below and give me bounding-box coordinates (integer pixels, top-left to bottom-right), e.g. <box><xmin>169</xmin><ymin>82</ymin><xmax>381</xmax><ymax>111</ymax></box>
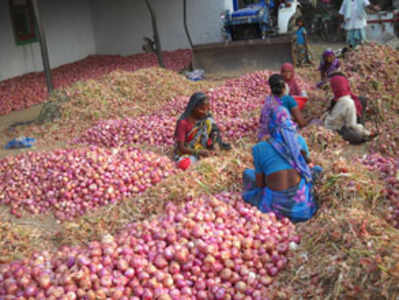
<box><xmin>323</xmin><ymin>73</ymin><xmax>373</xmax><ymax>142</ymax></box>
<box><xmin>258</xmin><ymin>74</ymin><xmax>307</xmax><ymax>141</ymax></box>
<box><xmin>242</xmin><ymin>76</ymin><xmax>321</xmax><ymax>222</ymax></box>
<box><xmin>174</xmin><ymin>92</ymin><xmax>231</xmax><ymax>170</ymax></box>
<box><xmin>317</xmin><ymin>48</ymin><xmax>341</xmax><ymax>88</ymax></box>
<box><xmin>281</xmin><ymin>62</ymin><xmax>307</xmax><ymax>97</ymax></box>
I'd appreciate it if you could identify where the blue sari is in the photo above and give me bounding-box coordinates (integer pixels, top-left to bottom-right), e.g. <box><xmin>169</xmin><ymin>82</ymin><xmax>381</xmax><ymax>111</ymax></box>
<box><xmin>243</xmin><ymin>105</ymin><xmax>321</xmax><ymax>222</ymax></box>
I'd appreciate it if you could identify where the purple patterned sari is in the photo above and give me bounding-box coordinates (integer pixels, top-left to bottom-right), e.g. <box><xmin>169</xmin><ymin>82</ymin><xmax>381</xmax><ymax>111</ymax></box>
<box><xmin>243</xmin><ymin>105</ymin><xmax>319</xmax><ymax>222</ymax></box>
<box><xmin>258</xmin><ymin>95</ymin><xmax>283</xmax><ymax>141</ymax></box>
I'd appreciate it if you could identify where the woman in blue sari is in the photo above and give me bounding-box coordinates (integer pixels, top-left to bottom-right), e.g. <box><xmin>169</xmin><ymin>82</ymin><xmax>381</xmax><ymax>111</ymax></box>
<box><xmin>243</xmin><ymin>74</ymin><xmax>321</xmax><ymax>222</ymax></box>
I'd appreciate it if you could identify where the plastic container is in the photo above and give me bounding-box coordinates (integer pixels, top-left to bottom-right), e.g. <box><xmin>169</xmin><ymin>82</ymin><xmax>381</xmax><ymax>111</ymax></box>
<box><xmin>293</xmin><ymin>96</ymin><xmax>308</xmax><ymax>111</ymax></box>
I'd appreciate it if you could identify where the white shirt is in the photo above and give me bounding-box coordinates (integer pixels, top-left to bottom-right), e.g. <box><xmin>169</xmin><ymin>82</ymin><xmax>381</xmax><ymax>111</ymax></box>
<box><xmin>324</xmin><ymin>95</ymin><xmax>370</xmax><ymax>136</ymax></box>
<box><xmin>339</xmin><ymin>0</ymin><xmax>370</xmax><ymax>30</ymax></box>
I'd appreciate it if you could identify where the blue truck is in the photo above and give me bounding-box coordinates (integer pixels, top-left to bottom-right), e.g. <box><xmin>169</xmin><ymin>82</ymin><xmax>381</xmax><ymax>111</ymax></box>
<box><xmin>191</xmin><ymin>0</ymin><xmax>300</xmax><ymax>73</ymax></box>
<box><xmin>222</xmin><ymin>0</ymin><xmax>299</xmax><ymax>41</ymax></box>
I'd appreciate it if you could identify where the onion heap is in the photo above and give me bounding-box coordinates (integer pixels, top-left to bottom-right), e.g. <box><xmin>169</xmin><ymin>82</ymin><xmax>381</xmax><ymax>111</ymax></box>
<box><xmin>161</xmin><ymin>87</ymin><xmax>262</xmax><ymax>119</ymax></box>
<box><xmin>73</xmin><ymin>81</ymin><xmax>267</xmax><ymax>148</ymax></box>
<box><xmin>224</xmin><ymin>70</ymin><xmax>311</xmax><ymax>99</ymax></box>
<box><xmin>300</xmin><ymin>124</ymin><xmax>347</xmax><ymax>152</ymax></box>
<box><xmin>12</xmin><ymin>67</ymin><xmax>214</xmax><ymax>150</ymax></box>
<box><xmin>0</xmin><ymin>192</ymin><xmax>299</xmax><ymax>299</ymax></box>
<box><xmin>359</xmin><ymin>153</ymin><xmax>399</xmax><ymax>228</ymax></box>
<box><xmin>73</xmin><ymin>111</ymin><xmax>258</xmax><ymax>149</ymax></box>
<box><xmin>0</xmin><ymin>50</ymin><xmax>192</xmax><ymax>115</ymax></box>
<box><xmin>72</xmin><ymin>115</ymin><xmax>177</xmax><ymax>148</ymax></box>
<box><xmin>343</xmin><ymin>43</ymin><xmax>399</xmax><ymax>102</ymax></box>
<box><xmin>208</xmin><ymin>87</ymin><xmax>262</xmax><ymax>119</ymax></box>
<box><xmin>0</xmin><ymin>146</ymin><xmax>177</xmax><ymax>220</ymax></box>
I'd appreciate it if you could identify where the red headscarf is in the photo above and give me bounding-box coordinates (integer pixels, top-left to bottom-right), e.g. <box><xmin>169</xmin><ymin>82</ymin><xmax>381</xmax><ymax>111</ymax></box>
<box><xmin>330</xmin><ymin>75</ymin><xmax>363</xmax><ymax>117</ymax></box>
<box><xmin>281</xmin><ymin>63</ymin><xmax>301</xmax><ymax>96</ymax></box>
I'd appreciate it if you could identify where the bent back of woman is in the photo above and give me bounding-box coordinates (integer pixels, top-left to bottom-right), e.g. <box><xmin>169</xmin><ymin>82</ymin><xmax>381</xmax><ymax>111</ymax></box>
<box><xmin>243</xmin><ymin>74</ymin><xmax>321</xmax><ymax>222</ymax></box>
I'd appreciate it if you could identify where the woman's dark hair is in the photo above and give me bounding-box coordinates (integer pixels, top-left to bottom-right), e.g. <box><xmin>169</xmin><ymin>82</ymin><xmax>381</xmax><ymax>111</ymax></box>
<box><xmin>178</xmin><ymin>92</ymin><xmax>208</xmax><ymax>122</ymax></box>
<box><xmin>175</xmin><ymin>92</ymin><xmax>208</xmax><ymax>137</ymax></box>
<box><xmin>268</xmin><ymin>74</ymin><xmax>285</xmax><ymax>96</ymax></box>
<box><xmin>296</xmin><ymin>17</ymin><xmax>304</xmax><ymax>26</ymax></box>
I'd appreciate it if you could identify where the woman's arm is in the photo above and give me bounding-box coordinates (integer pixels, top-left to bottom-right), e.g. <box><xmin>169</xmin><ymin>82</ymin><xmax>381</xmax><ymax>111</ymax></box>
<box><xmin>258</xmin><ymin>108</ymin><xmax>269</xmax><ymax>141</ymax></box>
<box><xmin>252</xmin><ymin>145</ymin><xmax>266</xmax><ymax>188</ymax></box>
<box><xmin>291</xmin><ymin>106</ymin><xmax>307</xmax><ymax>128</ymax></box>
<box><xmin>177</xmin><ymin>142</ymin><xmax>210</xmax><ymax>157</ymax></box>
<box><xmin>301</xmin><ymin>149</ymin><xmax>311</xmax><ymax>164</ymax></box>
<box><xmin>320</xmin><ymin>70</ymin><xmax>327</xmax><ymax>81</ymax></box>
<box><xmin>344</xmin><ymin>100</ymin><xmax>371</xmax><ymax>136</ymax></box>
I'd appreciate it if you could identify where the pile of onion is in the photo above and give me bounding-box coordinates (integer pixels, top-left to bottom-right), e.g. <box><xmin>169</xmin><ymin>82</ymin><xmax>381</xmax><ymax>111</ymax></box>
<box><xmin>73</xmin><ymin>81</ymin><xmax>266</xmax><ymax>149</ymax></box>
<box><xmin>0</xmin><ymin>192</ymin><xmax>299</xmax><ymax>299</ymax></box>
<box><xmin>160</xmin><ymin>85</ymin><xmax>262</xmax><ymax>119</ymax></box>
<box><xmin>224</xmin><ymin>70</ymin><xmax>311</xmax><ymax>99</ymax></box>
<box><xmin>0</xmin><ymin>146</ymin><xmax>177</xmax><ymax>220</ymax></box>
<box><xmin>74</xmin><ymin>111</ymin><xmax>258</xmax><ymax>149</ymax></box>
<box><xmin>359</xmin><ymin>153</ymin><xmax>399</xmax><ymax>228</ymax></box>
<box><xmin>72</xmin><ymin>115</ymin><xmax>177</xmax><ymax>148</ymax></box>
<box><xmin>0</xmin><ymin>49</ymin><xmax>192</xmax><ymax>116</ymax></box>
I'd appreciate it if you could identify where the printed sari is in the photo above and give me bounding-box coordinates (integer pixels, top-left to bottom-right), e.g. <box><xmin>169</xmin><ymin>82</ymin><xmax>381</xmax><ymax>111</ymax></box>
<box><xmin>243</xmin><ymin>105</ymin><xmax>321</xmax><ymax>222</ymax></box>
<box><xmin>175</xmin><ymin>115</ymin><xmax>217</xmax><ymax>169</ymax></box>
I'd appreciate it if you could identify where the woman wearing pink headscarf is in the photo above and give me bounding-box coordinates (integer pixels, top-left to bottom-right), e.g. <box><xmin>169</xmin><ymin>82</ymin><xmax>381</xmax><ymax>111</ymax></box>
<box><xmin>280</xmin><ymin>63</ymin><xmax>307</xmax><ymax>97</ymax></box>
<box><xmin>323</xmin><ymin>74</ymin><xmax>372</xmax><ymax>141</ymax></box>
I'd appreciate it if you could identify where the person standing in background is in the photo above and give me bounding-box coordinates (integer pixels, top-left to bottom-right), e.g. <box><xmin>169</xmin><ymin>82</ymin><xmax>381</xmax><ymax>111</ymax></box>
<box><xmin>339</xmin><ymin>0</ymin><xmax>380</xmax><ymax>49</ymax></box>
<box><xmin>292</xmin><ymin>17</ymin><xmax>313</xmax><ymax>67</ymax></box>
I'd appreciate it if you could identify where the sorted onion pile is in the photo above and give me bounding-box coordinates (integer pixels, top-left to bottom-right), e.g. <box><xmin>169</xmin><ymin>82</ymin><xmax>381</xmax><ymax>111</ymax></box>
<box><xmin>161</xmin><ymin>87</ymin><xmax>262</xmax><ymax>119</ymax></box>
<box><xmin>359</xmin><ymin>153</ymin><xmax>399</xmax><ymax>228</ymax></box>
<box><xmin>74</xmin><ymin>112</ymin><xmax>258</xmax><ymax>149</ymax></box>
<box><xmin>73</xmin><ymin>115</ymin><xmax>177</xmax><ymax>148</ymax></box>
<box><xmin>343</xmin><ymin>43</ymin><xmax>399</xmax><ymax>102</ymax></box>
<box><xmin>0</xmin><ymin>50</ymin><xmax>192</xmax><ymax>115</ymax></box>
<box><xmin>224</xmin><ymin>70</ymin><xmax>311</xmax><ymax>99</ymax></box>
<box><xmin>0</xmin><ymin>146</ymin><xmax>177</xmax><ymax>220</ymax></box>
<box><xmin>0</xmin><ymin>192</ymin><xmax>299</xmax><ymax>299</ymax></box>
<box><xmin>73</xmin><ymin>73</ymin><xmax>270</xmax><ymax>149</ymax></box>
<box><xmin>12</xmin><ymin>67</ymin><xmax>214</xmax><ymax>149</ymax></box>
<box><xmin>300</xmin><ymin>124</ymin><xmax>346</xmax><ymax>152</ymax></box>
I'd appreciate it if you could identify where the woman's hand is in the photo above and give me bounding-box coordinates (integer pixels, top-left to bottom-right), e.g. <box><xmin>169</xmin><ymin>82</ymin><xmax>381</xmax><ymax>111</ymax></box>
<box><xmin>291</xmin><ymin>107</ymin><xmax>307</xmax><ymax>128</ymax></box>
<box><xmin>368</xmin><ymin>132</ymin><xmax>379</xmax><ymax>140</ymax></box>
<box><xmin>258</xmin><ymin>135</ymin><xmax>271</xmax><ymax>143</ymax></box>
<box><xmin>198</xmin><ymin>150</ymin><xmax>211</xmax><ymax>157</ymax></box>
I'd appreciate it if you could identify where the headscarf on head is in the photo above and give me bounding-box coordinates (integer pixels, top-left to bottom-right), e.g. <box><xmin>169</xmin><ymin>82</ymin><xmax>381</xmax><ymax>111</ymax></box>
<box><xmin>330</xmin><ymin>75</ymin><xmax>363</xmax><ymax>117</ymax></box>
<box><xmin>178</xmin><ymin>92</ymin><xmax>208</xmax><ymax>121</ymax></box>
<box><xmin>175</xmin><ymin>92</ymin><xmax>208</xmax><ymax>137</ymax></box>
<box><xmin>268</xmin><ymin>105</ymin><xmax>313</xmax><ymax>183</ymax></box>
<box><xmin>319</xmin><ymin>48</ymin><xmax>341</xmax><ymax>75</ymax></box>
<box><xmin>281</xmin><ymin>63</ymin><xmax>301</xmax><ymax>96</ymax></box>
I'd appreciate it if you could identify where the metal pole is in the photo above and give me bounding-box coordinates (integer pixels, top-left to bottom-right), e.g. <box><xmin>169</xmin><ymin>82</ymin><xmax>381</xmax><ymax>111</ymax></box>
<box><xmin>144</xmin><ymin>0</ymin><xmax>165</xmax><ymax>68</ymax></box>
<box><xmin>183</xmin><ymin>0</ymin><xmax>193</xmax><ymax>48</ymax></box>
<box><xmin>31</xmin><ymin>0</ymin><xmax>54</xmax><ymax>93</ymax></box>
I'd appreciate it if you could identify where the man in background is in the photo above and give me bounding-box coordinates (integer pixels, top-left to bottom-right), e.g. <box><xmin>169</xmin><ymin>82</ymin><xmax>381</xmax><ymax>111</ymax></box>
<box><xmin>339</xmin><ymin>0</ymin><xmax>380</xmax><ymax>49</ymax></box>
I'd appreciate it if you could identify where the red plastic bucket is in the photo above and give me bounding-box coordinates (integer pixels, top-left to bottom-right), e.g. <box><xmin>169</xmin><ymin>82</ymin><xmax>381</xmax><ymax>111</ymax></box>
<box><xmin>293</xmin><ymin>96</ymin><xmax>308</xmax><ymax>111</ymax></box>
